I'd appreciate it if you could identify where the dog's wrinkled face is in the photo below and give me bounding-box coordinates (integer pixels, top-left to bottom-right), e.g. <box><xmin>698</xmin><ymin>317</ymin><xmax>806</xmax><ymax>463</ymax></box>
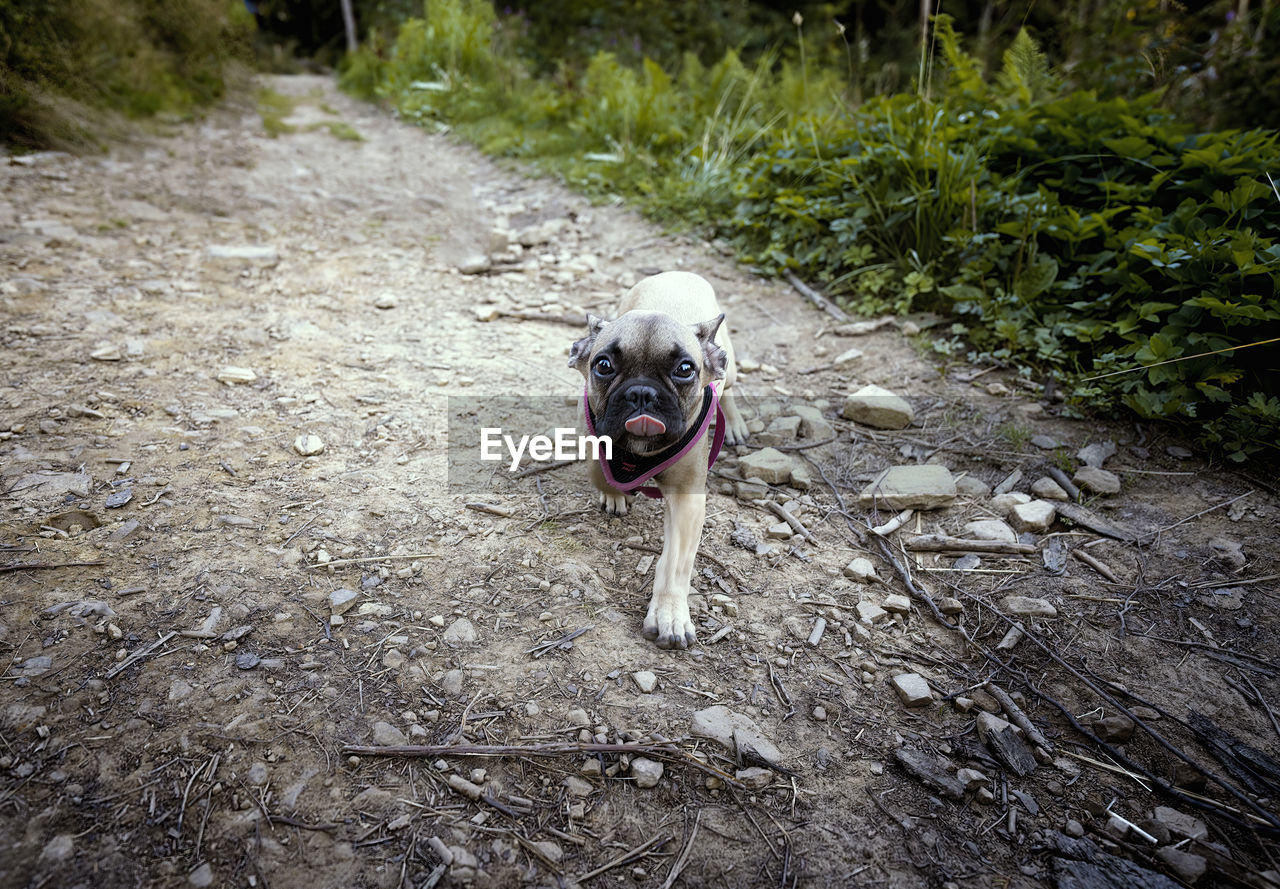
<box><xmin>570</xmin><ymin>311</ymin><xmax>727</xmax><ymax>456</ymax></box>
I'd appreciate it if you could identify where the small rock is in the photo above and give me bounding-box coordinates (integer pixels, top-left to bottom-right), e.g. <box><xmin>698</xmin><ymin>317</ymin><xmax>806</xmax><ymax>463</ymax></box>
<box><xmin>856</xmin><ymin>601</ymin><xmax>889</xmax><ymax>625</ymax></box>
<box><xmin>1009</xmin><ymin>500</ymin><xmax>1056</xmax><ymax>532</ymax></box>
<box><xmin>734</xmin><ymin>766</ymin><xmax>773</xmax><ymax>790</ymax></box>
<box><xmin>474</xmin><ymin>305</ymin><xmax>501</xmax><ymax>322</ymax></box>
<box><xmin>90</xmin><ymin>342</ymin><xmax>123</xmax><ymax>361</ymax></box>
<box><xmin>1078</xmin><ymin>440</ymin><xmax>1117</xmax><ymax>468</ymax></box>
<box><xmin>1002</xmin><ymin>596</ymin><xmax>1057</xmax><ymax>619</ymax></box>
<box><xmin>440</xmin><ymin>669</ymin><xmax>464</xmax><ymax>696</ymax></box>
<box><xmin>1073</xmin><ymin>466</ymin><xmax>1121</xmax><ymax>495</ymax></box>
<box><xmin>792</xmin><ymin>405</ymin><xmax>835</xmax><ymax>440</ymax></box>
<box><xmin>956</xmin><ymin>768</ymin><xmax>987</xmax><ymax>790</ymax></box>
<box><xmin>843</xmin><ymin>557</ymin><xmax>878</xmax><ymax>583</ymax></box>
<box><xmin>882</xmin><ymin>594</ymin><xmax>911</xmax><ymax>614</ymax></box>
<box><xmin>1030</xmin><ymin>434</ymin><xmax>1061</xmax><ymax>449</ymax></box>
<box><xmin>235</xmin><ymin>652</ymin><xmax>261</xmax><ymax>670</ymax></box>
<box><xmin>372</xmin><ymin>721</ymin><xmax>408</xmax><ymax>746</ymax></box>
<box><xmin>990</xmin><ymin>491</ymin><xmax>1031</xmax><ymax>515</ymax></box>
<box><xmin>373</xmin><ymin>292</ymin><xmax>398</xmax><ymax>309</ymax></box>
<box><xmin>1156</xmin><ymin>847</ymin><xmax>1207</xmax><ymax>884</ymax></box>
<box><xmin>842</xmin><ymin>384</ymin><xmax>914</xmax><ymax>429</ymax></box>
<box><xmin>690</xmin><ymin>705</ymin><xmax>784</xmax><ymax>766</ymax></box>
<box><xmin>104</xmin><ymin>489</ymin><xmax>133</xmax><ymax>509</ymax></box>
<box><xmin>891</xmin><ymin>673</ymin><xmax>933</xmax><ymax>707</ymax></box>
<box><xmin>39</xmin><ymin>833</ymin><xmax>74</xmax><ymax>864</ymax></box>
<box><xmin>858</xmin><ymin>465</ymin><xmax>956</xmax><ymax>510</ymax></box>
<box><xmin>216</xmin><ymin>366</ymin><xmax>257</xmax><ymax>385</ymax></box>
<box><xmin>563</xmin><ymin>775</ymin><xmax>594</xmax><ymax>796</ymax></box>
<box><xmin>294</xmin><ymin>434</ymin><xmax>325</xmax><ymax>456</ymax></box>
<box><xmin>329</xmin><ymin>588</ymin><xmax>359</xmax><ymax>615</ymax></box>
<box><xmin>246</xmin><ymin>762</ymin><xmax>269</xmax><ymax>785</ymax></box>
<box><xmin>1064</xmin><ymin>819</ymin><xmax>1085</xmax><ymax>838</ymax></box>
<box><xmin>954</xmin><ymin>553</ymin><xmax>982</xmax><ymax>570</ymax></box>
<box><xmin>632</xmin><ymin>670</ymin><xmax>657</xmax><ymax>693</ymax></box>
<box><xmin>456</xmin><ymin>254</ymin><xmax>491</xmax><ymax>275</ymax></box>
<box><xmin>738</xmin><ymin>448</ymin><xmax>796</xmax><ymax>485</ymax></box>
<box><xmin>207</xmin><ymin>245</ymin><xmax>277</xmax><ymax>262</ymax></box>
<box><xmin>532</xmin><ymin>840</ymin><xmax>563</xmax><ymax>864</ymax></box>
<box><xmin>1153</xmin><ymin>806</ymin><xmax>1208</xmax><ymax>840</ymax></box>
<box><xmin>812</xmin><ymin>705</ymin><xmax>827</xmax><ymax>721</ymax></box>
<box><xmin>629</xmin><ymin>757</ymin><xmax>663</xmax><ymax>788</ymax></box>
<box><xmin>765</xmin><ymin>522</ymin><xmax>793</xmax><ymax>539</ymax></box>
<box><xmin>734</xmin><ymin>479</ymin><xmax>769</xmax><ymax>500</ymax></box>
<box><xmin>1093</xmin><ymin>715</ymin><xmax>1135</xmax><ymax>742</ymax></box>
<box><xmin>963</xmin><ymin>519</ymin><xmax>1017</xmax><ymax>543</ymax></box>
<box><xmin>382</xmin><ymin>649</ymin><xmax>405</xmax><ymax>669</ymax></box>
<box><xmin>938</xmin><ymin>597</ymin><xmax>963</xmax><ymax>616</ymax></box>
<box><xmin>442</xmin><ymin>618</ymin><xmax>477</xmax><ymax>645</ymax></box>
<box><xmin>1031</xmin><ymin>477</ymin><xmax>1070</xmax><ymax>501</ymax></box>
<box><xmin>567</xmin><ymin>707</ymin><xmax>591</xmax><ymax>727</ymax></box>
<box><xmin>188</xmin><ymin>862</ymin><xmax>215</xmax><ymax>887</ymax></box>
<box><xmin>955</xmin><ymin>475</ymin><xmax>991</xmax><ymax>498</ymax></box>
<box><xmin>1208</xmin><ymin>537</ymin><xmax>1247</xmax><ymax>570</ymax></box>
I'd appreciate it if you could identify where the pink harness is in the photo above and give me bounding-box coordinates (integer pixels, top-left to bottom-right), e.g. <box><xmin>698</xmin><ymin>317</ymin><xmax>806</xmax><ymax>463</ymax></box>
<box><xmin>583</xmin><ymin>383</ymin><xmax>726</xmax><ymax>499</ymax></box>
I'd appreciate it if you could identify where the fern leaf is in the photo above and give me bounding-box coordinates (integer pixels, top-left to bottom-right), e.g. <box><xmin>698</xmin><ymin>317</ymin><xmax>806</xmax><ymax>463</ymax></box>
<box><xmin>999</xmin><ymin>28</ymin><xmax>1055</xmax><ymax>106</ymax></box>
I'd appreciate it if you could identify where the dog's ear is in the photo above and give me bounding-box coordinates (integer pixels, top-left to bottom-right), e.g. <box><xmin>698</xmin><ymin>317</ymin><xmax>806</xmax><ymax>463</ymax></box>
<box><xmin>568</xmin><ymin>314</ymin><xmax>611</xmax><ymax>369</ymax></box>
<box><xmin>692</xmin><ymin>314</ymin><xmax>727</xmax><ymax>380</ymax></box>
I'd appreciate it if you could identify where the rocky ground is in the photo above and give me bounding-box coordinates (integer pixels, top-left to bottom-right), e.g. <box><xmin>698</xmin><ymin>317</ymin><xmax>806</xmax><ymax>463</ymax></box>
<box><xmin>2</xmin><ymin>73</ymin><xmax>1279</xmax><ymax>889</ymax></box>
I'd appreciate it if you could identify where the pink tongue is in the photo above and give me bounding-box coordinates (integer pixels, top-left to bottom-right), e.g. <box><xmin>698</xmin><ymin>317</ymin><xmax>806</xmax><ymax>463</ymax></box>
<box><xmin>625</xmin><ymin>414</ymin><xmax>666</xmax><ymax>437</ymax></box>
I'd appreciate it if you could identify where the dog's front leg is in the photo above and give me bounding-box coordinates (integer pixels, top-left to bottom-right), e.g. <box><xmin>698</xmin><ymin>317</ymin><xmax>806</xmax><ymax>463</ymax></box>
<box><xmin>643</xmin><ymin>491</ymin><xmax>704</xmax><ymax>649</ymax></box>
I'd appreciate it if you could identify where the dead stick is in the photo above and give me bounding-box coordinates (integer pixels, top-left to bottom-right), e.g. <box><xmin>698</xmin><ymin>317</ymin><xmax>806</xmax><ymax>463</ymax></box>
<box><xmin>575</xmin><ymin>833</ymin><xmax>671</xmax><ymax>883</ymax></box>
<box><xmin>303</xmin><ymin>552</ymin><xmax>439</xmax><ymax>570</ymax></box>
<box><xmin>498</xmin><ymin>311</ymin><xmax>586</xmax><ymax>326</ymax></box>
<box><xmin>465</xmin><ymin>502</ymin><xmax>514</xmax><ymax>517</ymax></box>
<box><xmin>1071</xmin><ymin>547</ymin><xmax>1120</xmax><ymax>582</ymax></box>
<box><xmin>784</xmin><ymin>270</ymin><xmax>849</xmax><ymax>322</ymax></box>
<box><xmin>870</xmin><ymin>509</ymin><xmax>913</xmax><ymax>537</ymax></box>
<box><xmin>1046</xmin><ymin>466</ymin><xmax>1081</xmax><ymax>500</ymax></box>
<box><xmin>904</xmin><ymin>535</ymin><xmax>1036</xmax><ymax>555</ymax></box>
<box><xmin>984</xmin><ymin>682</ymin><xmax>1053</xmax><ymax>752</ymax></box>
<box><xmin>658</xmin><ymin>811</ymin><xmax>701</xmax><ymax>889</ymax></box>
<box><xmin>104</xmin><ymin>630</ymin><xmax>178</xmax><ymax>679</ymax></box>
<box><xmin>342</xmin><ymin>741</ymin><xmax>743</xmax><ymax>787</ymax></box>
<box><xmin>1243</xmin><ymin>674</ymin><xmax>1280</xmax><ymax>742</ymax></box>
<box><xmin>762</xmin><ymin>500</ymin><xmax>817</xmax><ymax>545</ymax></box>
<box><xmin>0</xmin><ymin>560</ymin><xmax>106</xmax><ymax>574</ymax></box>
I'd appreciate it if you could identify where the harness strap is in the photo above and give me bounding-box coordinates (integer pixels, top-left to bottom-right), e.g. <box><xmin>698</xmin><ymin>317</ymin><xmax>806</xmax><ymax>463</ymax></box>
<box><xmin>583</xmin><ymin>384</ymin><xmax>726</xmax><ymax>499</ymax></box>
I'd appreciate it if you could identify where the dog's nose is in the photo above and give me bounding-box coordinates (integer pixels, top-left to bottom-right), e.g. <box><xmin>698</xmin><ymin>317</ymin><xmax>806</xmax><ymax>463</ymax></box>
<box><xmin>623</xmin><ymin>384</ymin><xmax>659</xmax><ymax>411</ymax></box>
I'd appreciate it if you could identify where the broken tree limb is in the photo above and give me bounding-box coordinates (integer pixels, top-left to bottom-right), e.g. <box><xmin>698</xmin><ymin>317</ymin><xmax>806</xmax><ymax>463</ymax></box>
<box><xmin>783</xmin><ymin>271</ymin><xmax>849</xmax><ymax>322</ymax></box>
<box><xmin>904</xmin><ymin>535</ymin><xmax>1036</xmax><ymax>555</ymax></box>
<box><xmin>1054</xmin><ymin>501</ymin><xmax>1137</xmax><ymax>542</ymax></box>
<box><xmin>984</xmin><ymin>682</ymin><xmax>1053</xmax><ymax>752</ymax></box>
<box><xmin>894</xmin><ymin>748</ymin><xmax>966</xmax><ymax>800</ymax></box>
<box><xmin>1071</xmin><ymin>547</ymin><xmax>1120</xmax><ymax>582</ymax></box>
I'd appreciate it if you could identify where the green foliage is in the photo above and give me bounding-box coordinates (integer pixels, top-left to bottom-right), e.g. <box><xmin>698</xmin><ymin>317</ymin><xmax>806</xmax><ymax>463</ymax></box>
<box><xmin>0</xmin><ymin>0</ymin><xmax>253</xmax><ymax>148</ymax></box>
<box><xmin>343</xmin><ymin>4</ymin><xmax>1280</xmax><ymax>460</ymax></box>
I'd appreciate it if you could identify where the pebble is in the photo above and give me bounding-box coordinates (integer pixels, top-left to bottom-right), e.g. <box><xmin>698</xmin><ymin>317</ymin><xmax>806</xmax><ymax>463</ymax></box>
<box><xmin>1153</xmin><ymin>806</ymin><xmax>1208</xmax><ymax>840</ymax></box>
<box><xmin>456</xmin><ymin>253</ymin><xmax>491</xmax><ymax>275</ymax></box>
<box><xmin>1077</xmin><ymin>440</ymin><xmax>1116</xmax><ymax>467</ymax></box>
<box><xmin>765</xmin><ymin>522</ymin><xmax>793</xmax><ymax>539</ymax></box>
<box><xmin>1009</xmin><ymin>500</ymin><xmax>1056</xmax><ymax>532</ymax></box>
<box><xmin>1002</xmin><ymin>596</ymin><xmax>1058</xmax><ymax>618</ymax></box>
<box><xmin>440</xmin><ymin>669</ymin><xmax>464</xmax><ymax>696</ymax></box>
<box><xmin>812</xmin><ymin>705</ymin><xmax>827</xmax><ymax>721</ymax></box>
<box><xmin>856</xmin><ymin>601</ymin><xmax>889</xmax><ymax>625</ymax></box>
<box><xmin>738</xmin><ymin>447</ymin><xmax>796</xmax><ymax>485</ymax></box>
<box><xmin>841</xmin><ymin>384</ymin><xmax>914</xmax><ymax>429</ymax></box>
<box><xmin>373</xmin><ymin>292</ymin><xmax>398</xmax><ymax>309</ymax></box>
<box><xmin>792</xmin><ymin>405</ymin><xmax>835</xmax><ymax>440</ymax></box>
<box><xmin>216</xmin><ymin>366</ymin><xmax>257</xmax><ymax>385</ymax></box>
<box><xmin>1073</xmin><ymin>466</ymin><xmax>1121</xmax><ymax>495</ymax></box>
<box><xmin>104</xmin><ymin>489</ymin><xmax>133</xmax><ymax>509</ymax></box>
<box><xmin>1092</xmin><ymin>714</ymin><xmax>1135</xmax><ymax>742</ymax></box>
<box><xmin>1064</xmin><ymin>819</ymin><xmax>1085</xmax><ymax>838</ymax></box>
<box><xmin>372</xmin><ymin>721</ymin><xmax>408</xmax><ymax>746</ymax></box>
<box><xmin>858</xmin><ymin>465</ymin><xmax>956</xmax><ymax>510</ymax></box>
<box><xmin>1031</xmin><ymin>477</ymin><xmax>1070</xmax><ymax>501</ymax></box>
<box><xmin>90</xmin><ymin>342</ymin><xmax>123</xmax><ymax>361</ymax></box>
<box><xmin>832</xmin><ymin>346</ymin><xmax>864</xmax><ymax>368</ymax></box>
<box><xmin>990</xmin><ymin>491</ymin><xmax>1031</xmax><ymax>515</ymax></box>
<box><xmin>631</xmin><ymin>670</ymin><xmax>657</xmax><ymax>693</ymax></box>
<box><xmin>881</xmin><ymin>594</ymin><xmax>911</xmax><ymax>614</ymax></box>
<box><xmin>442</xmin><ymin>618</ymin><xmax>477</xmax><ymax>644</ymax></box>
<box><xmin>955</xmin><ymin>475</ymin><xmax>991</xmax><ymax>498</ymax></box>
<box><xmin>1030</xmin><ymin>434</ymin><xmax>1061</xmax><ymax>449</ymax></box>
<box><xmin>188</xmin><ymin>862</ymin><xmax>215</xmax><ymax>887</ymax></box>
<box><xmin>328</xmin><ymin>588</ymin><xmax>359</xmax><ymax>615</ymax></box>
<box><xmin>842</xmin><ymin>557</ymin><xmax>878</xmax><ymax>583</ymax></box>
<box><xmin>563</xmin><ymin>775</ymin><xmax>594</xmax><ymax>797</ymax></box>
<box><xmin>956</xmin><ymin>768</ymin><xmax>987</xmax><ymax>790</ymax></box>
<box><xmin>294</xmin><ymin>434</ymin><xmax>325</xmax><ymax>456</ymax></box>
<box><xmin>734</xmin><ymin>479</ymin><xmax>769</xmax><ymax>500</ymax></box>
<box><xmin>938</xmin><ymin>597</ymin><xmax>963</xmax><ymax>615</ymax></box>
<box><xmin>629</xmin><ymin>757</ymin><xmax>663</xmax><ymax>788</ymax></box>
<box><xmin>1156</xmin><ymin>847</ymin><xmax>1207</xmax><ymax>884</ymax></box>
<box><xmin>891</xmin><ymin>672</ymin><xmax>933</xmax><ymax>707</ymax></box>
<box><xmin>567</xmin><ymin>707</ymin><xmax>591</xmax><ymax>727</ymax></box>
<box><xmin>247</xmin><ymin>762</ymin><xmax>269</xmax><ymax>785</ymax></box>
<box><xmin>963</xmin><ymin>519</ymin><xmax>1017</xmax><ymax>543</ymax></box>
<box><xmin>734</xmin><ymin>766</ymin><xmax>773</xmax><ymax>790</ymax></box>
<box><xmin>39</xmin><ymin>833</ymin><xmax>75</xmax><ymax>864</ymax></box>
<box><xmin>207</xmin><ymin>245</ymin><xmax>277</xmax><ymax>262</ymax></box>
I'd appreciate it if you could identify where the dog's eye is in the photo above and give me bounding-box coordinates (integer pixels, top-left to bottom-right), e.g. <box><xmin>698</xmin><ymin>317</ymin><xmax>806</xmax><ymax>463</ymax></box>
<box><xmin>673</xmin><ymin>360</ymin><xmax>697</xmax><ymax>380</ymax></box>
<box><xmin>593</xmin><ymin>356</ymin><xmax>615</xmax><ymax>377</ymax></box>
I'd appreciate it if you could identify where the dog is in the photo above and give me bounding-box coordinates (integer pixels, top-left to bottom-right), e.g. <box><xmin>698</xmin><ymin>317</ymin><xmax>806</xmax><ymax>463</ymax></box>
<box><xmin>569</xmin><ymin>271</ymin><xmax>748</xmax><ymax>649</ymax></box>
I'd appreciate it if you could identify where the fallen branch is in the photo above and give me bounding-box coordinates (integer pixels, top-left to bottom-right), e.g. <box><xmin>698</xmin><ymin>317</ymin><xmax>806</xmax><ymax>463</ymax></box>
<box><xmin>1071</xmin><ymin>547</ymin><xmax>1120</xmax><ymax>583</ymax></box>
<box><xmin>303</xmin><ymin>552</ymin><xmax>439</xmax><ymax>570</ymax></box>
<box><xmin>575</xmin><ymin>833</ymin><xmax>671</xmax><ymax>883</ymax></box>
<box><xmin>870</xmin><ymin>509</ymin><xmax>913</xmax><ymax>537</ymax></box>
<box><xmin>342</xmin><ymin>741</ymin><xmax>744</xmax><ymax>788</ymax></box>
<box><xmin>904</xmin><ymin>535</ymin><xmax>1036</xmax><ymax>555</ymax></box>
<box><xmin>783</xmin><ymin>271</ymin><xmax>849</xmax><ymax>322</ymax></box>
<box><xmin>984</xmin><ymin>682</ymin><xmax>1053</xmax><ymax>752</ymax></box>
<box><xmin>104</xmin><ymin>631</ymin><xmax>178</xmax><ymax>680</ymax></box>
<box><xmin>1046</xmin><ymin>466</ymin><xmax>1081</xmax><ymax>500</ymax></box>
<box><xmin>762</xmin><ymin>500</ymin><xmax>817</xmax><ymax>545</ymax></box>
<box><xmin>1</xmin><ymin>560</ymin><xmax>105</xmax><ymax>574</ymax></box>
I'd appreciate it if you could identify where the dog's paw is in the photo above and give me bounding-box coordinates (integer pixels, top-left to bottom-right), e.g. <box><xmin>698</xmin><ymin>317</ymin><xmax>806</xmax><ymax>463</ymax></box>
<box><xmin>598</xmin><ymin>489</ymin><xmax>630</xmax><ymax>516</ymax></box>
<box><xmin>723</xmin><ymin>415</ymin><xmax>750</xmax><ymax>446</ymax></box>
<box><xmin>642</xmin><ymin>594</ymin><xmax>697</xmax><ymax>650</ymax></box>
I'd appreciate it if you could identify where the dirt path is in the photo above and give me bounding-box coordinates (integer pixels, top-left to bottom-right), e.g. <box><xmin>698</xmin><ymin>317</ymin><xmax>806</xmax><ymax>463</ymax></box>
<box><xmin>2</xmin><ymin>74</ymin><xmax>1278</xmax><ymax>889</ymax></box>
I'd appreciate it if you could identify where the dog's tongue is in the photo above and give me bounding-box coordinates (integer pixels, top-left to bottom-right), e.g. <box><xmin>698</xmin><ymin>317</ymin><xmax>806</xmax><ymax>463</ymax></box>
<box><xmin>625</xmin><ymin>414</ymin><xmax>666</xmax><ymax>437</ymax></box>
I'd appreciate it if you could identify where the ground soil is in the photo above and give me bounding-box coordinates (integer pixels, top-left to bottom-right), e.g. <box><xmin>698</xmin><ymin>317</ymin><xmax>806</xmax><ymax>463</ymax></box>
<box><xmin>2</xmin><ymin>74</ymin><xmax>1278</xmax><ymax>889</ymax></box>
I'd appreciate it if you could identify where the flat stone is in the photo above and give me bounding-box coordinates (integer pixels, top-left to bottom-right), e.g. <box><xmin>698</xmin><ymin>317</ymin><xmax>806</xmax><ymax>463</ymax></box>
<box><xmin>792</xmin><ymin>405</ymin><xmax>835</xmax><ymax>440</ymax></box>
<box><xmin>963</xmin><ymin>519</ymin><xmax>1017</xmax><ymax>543</ymax></box>
<box><xmin>11</xmin><ymin>470</ymin><xmax>93</xmax><ymax>500</ymax></box>
<box><xmin>891</xmin><ymin>673</ymin><xmax>933</xmax><ymax>707</ymax></box>
<box><xmin>632</xmin><ymin>670</ymin><xmax>657</xmax><ymax>693</ymax></box>
<box><xmin>563</xmin><ymin>775</ymin><xmax>594</xmax><ymax>797</ymax></box>
<box><xmin>1153</xmin><ymin>806</ymin><xmax>1209</xmax><ymax>840</ymax></box>
<box><xmin>207</xmin><ymin>245</ymin><xmax>277</xmax><ymax>262</ymax></box>
<box><xmin>842</xmin><ymin>557</ymin><xmax>877</xmax><ymax>583</ymax></box>
<box><xmin>738</xmin><ymin>447</ymin><xmax>795</xmax><ymax>485</ymax></box>
<box><xmin>882</xmin><ymin>594</ymin><xmax>911</xmax><ymax>614</ymax></box>
<box><xmin>859</xmin><ymin>465</ymin><xmax>956</xmax><ymax>510</ymax></box>
<box><xmin>734</xmin><ymin>479</ymin><xmax>769</xmax><ymax>501</ymax></box>
<box><xmin>1009</xmin><ymin>500</ymin><xmax>1056</xmax><ymax>532</ymax></box>
<box><xmin>765</xmin><ymin>521</ymin><xmax>793</xmax><ymax>539</ymax></box>
<box><xmin>442</xmin><ymin>618</ymin><xmax>477</xmax><ymax>644</ymax></box>
<box><xmin>371</xmin><ymin>721</ymin><xmax>408</xmax><ymax>746</ymax></box>
<box><xmin>329</xmin><ymin>588</ymin><xmax>359</xmax><ymax>615</ymax></box>
<box><xmin>188</xmin><ymin>862</ymin><xmax>214</xmax><ymax>887</ymax></box>
<box><xmin>1031</xmin><ymin>477</ymin><xmax>1070</xmax><ymax>501</ymax></box>
<box><xmin>1030</xmin><ymin>434</ymin><xmax>1061</xmax><ymax>449</ymax></box>
<box><xmin>567</xmin><ymin>707</ymin><xmax>592</xmax><ymax>727</ymax></box>
<box><xmin>1078</xmin><ymin>440</ymin><xmax>1117</xmax><ymax>468</ymax></box>
<box><xmin>293</xmin><ymin>434</ymin><xmax>325</xmax><ymax>456</ymax></box>
<box><xmin>938</xmin><ymin>597</ymin><xmax>963</xmax><ymax>615</ymax></box>
<box><xmin>841</xmin><ymin>384</ymin><xmax>914</xmax><ymax>429</ymax></box>
<box><xmin>456</xmin><ymin>253</ymin><xmax>491</xmax><ymax>275</ymax></box>
<box><xmin>955</xmin><ymin>475</ymin><xmax>991</xmax><ymax>498</ymax></box>
<box><xmin>39</xmin><ymin>833</ymin><xmax>74</xmax><ymax>864</ymax></box>
<box><xmin>734</xmin><ymin>766</ymin><xmax>773</xmax><ymax>790</ymax></box>
<box><xmin>216</xmin><ymin>366</ymin><xmax>257</xmax><ymax>385</ymax></box>
<box><xmin>440</xmin><ymin>669</ymin><xmax>464</xmax><ymax>696</ymax></box>
<box><xmin>1093</xmin><ymin>714</ymin><xmax>1135</xmax><ymax>742</ymax></box>
<box><xmin>856</xmin><ymin>601</ymin><xmax>889</xmax><ymax>625</ymax></box>
<box><xmin>1073</xmin><ymin>466</ymin><xmax>1121</xmax><ymax>495</ymax></box>
<box><xmin>956</xmin><ymin>768</ymin><xmax>987</xmax><ymax>790</ymax></box>
<box><xmin>629</xmin><ymin>757</ymin><xmax>663</xmax><ymax>788</ymax></box>
<box><xmin>1156</xmin><ymin>847</ymin><xmax>1207</xmax><ymax>884</ymax></box>
<box><xmin>690</xmin><ymin>705</ymin><xmax>784</xmax><ymax>766</ymax></box>
<box><xmin>991</xmin><ymin>492</ymin><xmax>1031</xmax><ymax>515</ymax></box>
<box><xmin>1002</xmin><ymin>596</ymin><xmax>1057</xmax><ymax>618</ymax></box>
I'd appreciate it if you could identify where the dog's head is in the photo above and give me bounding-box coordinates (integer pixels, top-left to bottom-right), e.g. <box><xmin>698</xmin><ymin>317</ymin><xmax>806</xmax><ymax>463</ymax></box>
<box><xmin>569</xmin><ymin>310</ymin><xmax>726</xmax><ymax>455</ymax></box>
